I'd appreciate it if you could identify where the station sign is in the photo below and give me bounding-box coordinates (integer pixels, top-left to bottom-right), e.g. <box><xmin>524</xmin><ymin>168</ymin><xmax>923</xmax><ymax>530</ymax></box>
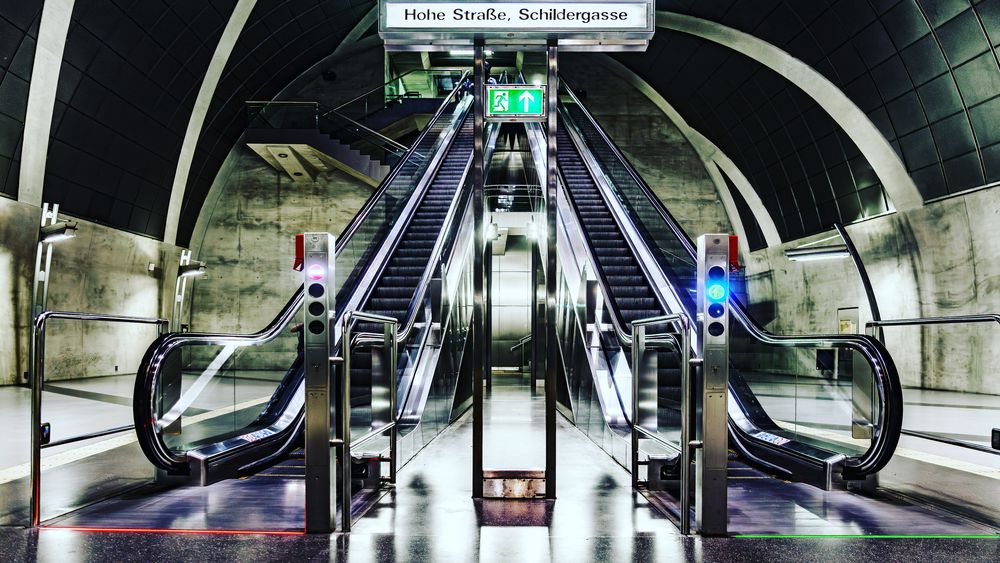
<box><xmin>485</xmin><ymin>85</ymin><xmax>546</xmax><ymax>121</ymax></box>
<box><xmin>379</xmin><ymin>0</ymin><xmax>654</xmax><ymax>51</ymax></box>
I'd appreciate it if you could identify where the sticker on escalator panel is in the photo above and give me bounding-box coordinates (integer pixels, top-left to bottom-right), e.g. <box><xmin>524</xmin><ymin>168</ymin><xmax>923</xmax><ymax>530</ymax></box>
<box><xmin>754</xmin><ymin>431</ymin><xmax>790</xmax><ymax>446</ymax></box>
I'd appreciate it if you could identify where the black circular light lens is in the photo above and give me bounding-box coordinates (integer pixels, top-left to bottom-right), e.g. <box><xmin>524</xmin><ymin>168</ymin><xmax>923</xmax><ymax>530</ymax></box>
<box><xmin>308</xmin><ymin>320</ymin><xmax>325</xmax><ymax>334</ymax></box>
<box><xmin>308</xmin><ymin>283</ymin><xmax>324</xmax><ymax>298</ymax></box>
<box><xmin>708</xmin><ymin>265</ymin><xmax>726</xmax><ymax>280</ymax></box>
<box><xmin>708</xmin><ymin>303</ymin><xmax>725</xmax><ymax>318</ymax></box>
<box><xmin>708</xmin><ymin>322</ymin><xmax>725</xmax><ymax>337</ymax></box>
<box><xmin>308</xmin><ymin>302</ymin><xmax>325</xmax><ymax>316</ymax></box>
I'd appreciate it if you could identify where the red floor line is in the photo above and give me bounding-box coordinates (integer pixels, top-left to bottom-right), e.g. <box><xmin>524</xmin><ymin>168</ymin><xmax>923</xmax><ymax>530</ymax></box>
<box><xmin>42</xmin><ymin>525</ymin><xmax>307</xmax><ymax>536</ymax></box>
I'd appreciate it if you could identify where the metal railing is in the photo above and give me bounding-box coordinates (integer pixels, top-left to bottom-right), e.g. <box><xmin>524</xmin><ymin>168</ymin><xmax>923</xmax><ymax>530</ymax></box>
<box><xmin>30</xmin><ymin>310</ymin><xmax>168</xmax><ymax>526</ymax></box>
<box><xmin>331</xmin><ymin>68</ymin><xmax>468</xmax><ymax>116</ymax></box>
<box><xmin>510</xmin><ymin>335</ymin><xmax>532</xmax><ymax>372</ymax></box>
<box><xmin>867</xmin><ymin>313</ymin><xmax>1000</xmax><ymax>456</ymax></box>
<box><xmin>630</xmin><ymin>314</ymin><xmax>693</xmax><ymax>535</ymax></box>
<box><xmin>340</xmin><ymin>311</ymin><xmax>398</xmax><ymax>532</ymax></box>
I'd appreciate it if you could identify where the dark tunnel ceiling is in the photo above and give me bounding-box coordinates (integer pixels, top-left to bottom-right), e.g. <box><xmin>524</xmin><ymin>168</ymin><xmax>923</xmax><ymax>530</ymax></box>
<box><xmin>0</xmin><ymin>1</ymin><xmax>42</xmax><ymax>200</ymax></box>
<box><xmin>642</xmin><ymin>0</ymin><xmax>1000</xmax><ymax>245</ymax></box>
<box><xmin>44</xmin><ymin>0</ymin><xmax>239</xmax><ymax>239</ymax></box>
<box><xmin>3</xmin><ymin>0</ymin><xmax>998</xmax><ymax>247</ymax></box>
<box><xmin>180</xmin><ymin>0</ymin><xmax>374</xmax><ymax>246</ymax></box>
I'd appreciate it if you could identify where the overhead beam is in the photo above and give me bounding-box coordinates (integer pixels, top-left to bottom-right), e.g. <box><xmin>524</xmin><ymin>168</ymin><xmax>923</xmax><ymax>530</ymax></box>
<box><xmin>163</xmin><ymin>0</ymin><xmax>257</xmax><ymax>245</ymax></box>
<box><xmin>657</xmin><ymin>11</ymin><xmax>924</xmax><ymax>213</ymax></box>
<box><xmin>18</xmin><ymin>0</ymin><xmax>75</xmax><ymax>206</ymax></box>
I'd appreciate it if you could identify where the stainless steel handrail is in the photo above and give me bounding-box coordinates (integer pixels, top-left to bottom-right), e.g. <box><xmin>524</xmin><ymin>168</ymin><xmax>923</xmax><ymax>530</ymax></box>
<box><xmin>868</xmin><ymin>314</ymin><xmax>999</xmax><ymax>455</ymax></box>
<box><xmin>867</xmin><ymin>314</ymin><xmax>1000</xmax><ymax>328</ymax></box>
<box><xmin>630</xmin><ymin>314</ymin><xmax>692</xmax><ymax>535</ymax></box>
<box><xmin>341</xmin><ymin>310</ymin><xmax>398</xmax><ymax>533</ymax></box>
<box><xmin>31</xmin><ymin>310</ymin><xmax>168</xmax><ymax>526</ymax></box>
<box><xmin>133</xmin><ymin>72</ymin><xmax>471</xmax><ymax>473</ymax></box>
<box><xmin>351</xmin><ymin>116</ymin><xmax>497</xmax><ymax>351</ymax></box>
<box><xmin>320</xmin><ymin>108</ymin><xmax>411</xmax><ymax>154</ymax></box>
<box><xmin>559</xmin><ymin>80</ymin><xmax>903</xmax><ymax>480</ymax></box>
<box><xmin>510</xmin><ymin>334</ymin><xmax>532</xmax><ymax>352</ymax></box>
<box><xmin>560</xmin><ymin>81</ymin><xmax>696</xmax><ymax>258</ymax></box>
<box><xmin>330</xmin><ymin>68</ymin><xmax>468</xmax><ymax>113</ymax></box>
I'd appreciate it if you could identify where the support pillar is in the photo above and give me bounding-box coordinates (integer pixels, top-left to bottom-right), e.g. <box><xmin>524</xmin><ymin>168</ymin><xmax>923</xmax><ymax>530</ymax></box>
<box><xmin>544</xmin><ymin>42</ymin><xmax>559</xmax><ymax>499</ymax></box>
<box><xmin>472</xmin><ymin>40</ymin><xmax>486</xmax><ymax>499</ymax></box>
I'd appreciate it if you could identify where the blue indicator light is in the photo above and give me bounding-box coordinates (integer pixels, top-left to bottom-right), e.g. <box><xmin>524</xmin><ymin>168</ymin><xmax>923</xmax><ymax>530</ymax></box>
<box><xmin>707</xmin><ymin>283</ymin><xmax>727</xmax><ymax>302</ymax></box>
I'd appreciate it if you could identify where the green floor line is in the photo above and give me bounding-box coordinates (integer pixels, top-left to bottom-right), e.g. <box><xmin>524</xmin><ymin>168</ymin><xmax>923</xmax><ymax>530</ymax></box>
<box><xmin>735</xmin><ymin>534</ymin><xmax>998</xmax><ymax>539</ymax></box>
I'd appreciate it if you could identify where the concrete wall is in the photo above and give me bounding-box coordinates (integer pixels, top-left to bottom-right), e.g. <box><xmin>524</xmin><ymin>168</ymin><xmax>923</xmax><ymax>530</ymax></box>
<box><xmin>185</xmin><ymin>47</ymin><xmax>386</xmax><ymax>348</ymax></box>
<box><xmin>745</xmin><ymin>186</ymin><xmax>1000</xmax><ymax>395</ymax></box>
<box><xmin>491</xmin><ymin>235</ymin><xmax>532</xmax><ymax>369</ymax></box>
<box><xmin>0</xmin><ymin>196</ymin><xmax>182</xmax><ymax>386</ymax></box>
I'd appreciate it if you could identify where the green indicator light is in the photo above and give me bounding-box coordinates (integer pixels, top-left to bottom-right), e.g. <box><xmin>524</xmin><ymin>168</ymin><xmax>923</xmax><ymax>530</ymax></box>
<box><xmin>706</xmin><ymin>283</ymin><xmax>726</xmax><ymax>301</ymax></box>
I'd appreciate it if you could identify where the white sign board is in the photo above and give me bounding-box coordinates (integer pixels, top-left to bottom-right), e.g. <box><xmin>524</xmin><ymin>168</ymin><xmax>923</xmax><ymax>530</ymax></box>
<box><xmin>379</xmin><ymin>0</ymin><xmax>654</xmax><ymax>50</ymax></box>
<box><xmin>384</xmin><ymin>2</ymin><xmax>649</xmax><ymax>30</ymax></box>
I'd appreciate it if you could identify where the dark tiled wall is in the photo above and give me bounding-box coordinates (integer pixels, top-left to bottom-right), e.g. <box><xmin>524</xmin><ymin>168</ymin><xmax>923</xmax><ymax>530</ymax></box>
<box><xmin>0</xmin><ymin>2</ymin><xmax>43</xmax><ymax>199</ymax></box>
<box><xmin>178</xmin><ymin>0</ymin><xmax>374</xmax><ymax>246</ymax></box>
<box><xmin>44</xmin><ymin>0</ymin><xmax>237</xmax><ymax>238</ymax></box>
<box><xmin>618</xmin><ymin>30</ymin><xmax>891</xmax><ymax>243</ymax></box>
<box><xmin>658</xmin><ymin>0</ymin><xmax>1000</xmax><ymax>216</ymax></box>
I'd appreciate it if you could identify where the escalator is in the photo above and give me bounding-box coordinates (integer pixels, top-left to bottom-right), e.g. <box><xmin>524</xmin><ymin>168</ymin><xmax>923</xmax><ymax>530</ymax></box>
<box><xmin>133</xmin><ymin>77</ymin><xmax>484</xmax><ymax>486</ymax></box>
<box><xmin>549</xmin><ymin>81</ymin><xmax>903</xmax><ymax>489</ymax></box>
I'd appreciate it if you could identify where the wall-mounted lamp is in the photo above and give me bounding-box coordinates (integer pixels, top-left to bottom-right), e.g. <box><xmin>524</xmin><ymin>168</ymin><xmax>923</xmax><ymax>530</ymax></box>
<box><xmin>172</xmin><ymin>250</ymin><xmax>206</xmax><ymax>331</ymax></box>
<box><xmin>177</xmin><ymin>261</ymin><xmax>207</xmax><ymax>278</ymax></box>
<box><xmin>29</xmin><ymin>203</ymin><xmax>79</xmax><ymax>383</ymax></box>
<box><xmin>785</xmin><ymin>244</ymin><xmax>850</xmax><ymax>262</ymax></box>
<box><xmin>39</xmin><ymin>220</ymin><xmax>78</xmax><ymax>243</ymax></box>
<box><xmin>487</xmin><ymin>222</ymin><xmax>501</xmax><ymax>241</ymax></box>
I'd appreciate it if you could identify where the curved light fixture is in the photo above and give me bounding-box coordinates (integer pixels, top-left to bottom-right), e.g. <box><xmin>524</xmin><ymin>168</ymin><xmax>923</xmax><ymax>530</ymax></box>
<box><xmin>785</xmin><ymin>244</ymin><xmax>849</xmax><ymax>262</ymax></box>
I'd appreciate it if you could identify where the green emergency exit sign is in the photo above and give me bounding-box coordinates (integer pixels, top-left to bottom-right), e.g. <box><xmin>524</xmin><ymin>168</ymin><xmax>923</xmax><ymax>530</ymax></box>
<box><xmin>486</xmin><ymin>85</ymin><xmax>546</xmax><ymax>121</ymax></box>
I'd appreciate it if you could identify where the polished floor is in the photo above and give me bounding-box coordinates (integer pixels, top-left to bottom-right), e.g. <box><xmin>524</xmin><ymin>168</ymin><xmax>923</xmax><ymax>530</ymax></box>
<box><xmin>1</xmin><ymin>378</ymin><xmax>998</xmax><ymax>561</ymax></box>
<box><xmin>2</xmin><ymin>374</ymin><xmax>999</xmax><ymax>561</ymax></box>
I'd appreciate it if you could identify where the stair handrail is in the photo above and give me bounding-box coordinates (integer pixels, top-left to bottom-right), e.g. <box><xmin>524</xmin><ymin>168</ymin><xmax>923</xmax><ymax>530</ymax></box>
<box><xmin>329</xmin><ymin>67</ymin><xmax>470</xmax><ymax>116</ymax></box>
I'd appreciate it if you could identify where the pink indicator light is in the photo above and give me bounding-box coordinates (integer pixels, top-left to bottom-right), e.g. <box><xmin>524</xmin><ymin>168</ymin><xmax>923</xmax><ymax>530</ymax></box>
<box><xmin>306</xmin><ymin>264</ymin><xmax>325</xmax><ymax>281</ymax></box>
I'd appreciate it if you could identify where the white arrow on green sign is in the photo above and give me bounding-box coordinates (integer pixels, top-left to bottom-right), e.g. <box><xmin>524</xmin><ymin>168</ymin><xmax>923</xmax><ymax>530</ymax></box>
<box><xmin>486</xmin><ymin>85</ymin><xmax>546</xmax><ymax>121</ymax></box>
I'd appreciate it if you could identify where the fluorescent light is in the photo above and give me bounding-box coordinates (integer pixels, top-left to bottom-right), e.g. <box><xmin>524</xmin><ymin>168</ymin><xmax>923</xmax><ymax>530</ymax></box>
<box><xmin>178</xmin><ymin>262</ymin><xmax>207</xmax><ymax>277</ymax></box>
<box><xmin>40</xmin><ymin>221</ymin><xmax>78</xmax><ymax>243</ymax></box>
<box><xmin>447</xmin><ymin>49</ymin><xmax>492</xmax><ymax>57</ymax></box>
<box><xmin>785</xmin><ymin>244</ymin><xmax>850</xmax><ymax>262</ymax></box>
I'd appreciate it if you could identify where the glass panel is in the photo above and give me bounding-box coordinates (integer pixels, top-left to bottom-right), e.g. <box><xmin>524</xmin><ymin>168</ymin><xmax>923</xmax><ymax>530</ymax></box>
<box><xmin>155</xmin><ymin>302</ymin><xmax>303</xmax><ymax>456</ymax></box>
<box><xmin>36</xmin><ymin>319</ymin><xmax>163</xmax><ymax>523</ymax></box>
<box><xmin>246</xmin><ymin>101</ymin><xmax>317</xmax><ymax>129</ymax></box>
<box><xmin>333</xmin><ymin>96</ymin><xmax>471</xmax><ymax>308</ymax></box>
<box><xmin>559</xmin><ymin>89</ymin><xmax>698</xmax><ymax>311</ymax></box>
<box><xmin>332</xmin><ymin>69</ymin><xmax>467</xmax><ymax>123</ymax></box>
<box><xmin>730</xmin><ymin>320</ymin><xmax>873</xmax><ymax>458</ymax></box>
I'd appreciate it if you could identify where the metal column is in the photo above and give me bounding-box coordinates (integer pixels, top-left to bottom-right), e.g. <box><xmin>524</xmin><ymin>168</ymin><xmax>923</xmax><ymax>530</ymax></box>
<box><xmin>544</xmin><ymin>42</ymin><xmax>558</xmax><ymax>498</ymax></box>
<box><xmin>695</xmin><ymin>234</ymin><xmax>730</xmax><ymax>536</ymax></box>
<box><xmin>471</xmin><ymin>40</ymin><xmax>486</xmax><ymax>499</ymax></box>
<box><xmin>302</xmin><ymin>232</ymin><xmax>335</xmax><ymax>533</ymax></box>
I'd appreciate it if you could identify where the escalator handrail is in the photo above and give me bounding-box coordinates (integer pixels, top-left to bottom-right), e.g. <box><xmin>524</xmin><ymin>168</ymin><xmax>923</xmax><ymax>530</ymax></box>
<box><xmin>352</xmin><ymin>118</ymin><xmax>499</xmax><ymax>350</ymax></box>
<box><xmin>559</xmin><ymin>80</ymin><xmax>903</xmax><ymax>478</ymax></box>
<box><xmin>134</xmin><ymin>73</ymin><xmax>471</xmax><ymax>470</ymax></box>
